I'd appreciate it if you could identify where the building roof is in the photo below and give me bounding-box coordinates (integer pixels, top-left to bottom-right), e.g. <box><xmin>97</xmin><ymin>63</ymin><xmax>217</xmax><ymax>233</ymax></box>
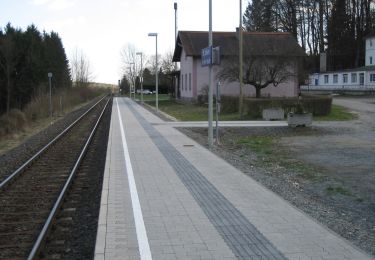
<box><xmin>312</xmin><ymin>65</ymin><xmax>375</xmax><ymax>74</ymax></box>
<box><xmin>172</xmin><ymin>31</ymin><xmax>306</xmax><ymax>62</ymax></box>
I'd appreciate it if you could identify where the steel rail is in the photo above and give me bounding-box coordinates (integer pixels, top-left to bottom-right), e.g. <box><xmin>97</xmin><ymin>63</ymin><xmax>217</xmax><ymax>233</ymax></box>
<box><xmin>27</xmin><ymin>96</ymin><xmax>111</xmax><ymax>260</ymax></box>
<box><xmin>0</xmin><ymin>94</ymin><xmax>108</xmax><ymax>190</ymax></box>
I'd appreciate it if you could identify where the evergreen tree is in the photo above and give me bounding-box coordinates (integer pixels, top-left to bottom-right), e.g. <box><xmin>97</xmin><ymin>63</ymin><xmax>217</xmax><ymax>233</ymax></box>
<box><xmin>243</xmin><ymin>0</ymin><xmax>277</xmax><ymax>32</ymax></box>
<box><xmin>0</xmin><ymin>23</ymin><xmax>72</xmax><ymax>114</ymax></box>
<box><xmin>327</xmin><ymin>0</ymin><xmax>355</xmax><ymax>70</ymax></box>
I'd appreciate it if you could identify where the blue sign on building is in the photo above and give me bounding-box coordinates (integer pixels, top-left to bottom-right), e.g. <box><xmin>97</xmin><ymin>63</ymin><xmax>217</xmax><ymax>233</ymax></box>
<box><xmin>201</xmin><ymin>46</ymin><xmax>212</xmax><ymax>67</ymax></box>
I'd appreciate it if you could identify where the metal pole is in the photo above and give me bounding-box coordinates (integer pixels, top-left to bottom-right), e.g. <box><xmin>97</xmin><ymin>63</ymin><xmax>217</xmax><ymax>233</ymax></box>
<box><xmin>140</xmin><ymin>53</ymin><xmax>143</xmax><ymax>103</ymax></box>
<box><xmin>215</xmin><ymin>81</ymin><xmax>221</xmax><ymax>144</ymax></box>
<box><xmin>156</xmin><ymin>35</ymin><xmax>159</xmax><ymax>113</ymax></box>
<box><xmin>48</xmin><ymin>73</ymin><xmax>52</xmax><ymax>123</ymax></box>
<box><xmin>239</xmin><ymin>0</ymin><xmax>244</xmax><ymax>119</ymax></box>
<box><xmin>208</xmin><ymin>0</ymin><xmax>213</xmax><ymax>147</ymax></box>
<box><xmin>174</xmin><ymin>2</ymin><xmax>178</xmax><ymax>100</ymax></box>
<box><xmin>148</xmin><ymin>33</ymin><xmax>159</xmax><ymax>112</ymax></box>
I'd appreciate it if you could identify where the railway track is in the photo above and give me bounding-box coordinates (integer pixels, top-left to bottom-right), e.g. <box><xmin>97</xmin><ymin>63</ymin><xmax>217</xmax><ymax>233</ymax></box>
<box><xmin>0</xmin><ymin>95</ymin><xmax>112</xmax><ymax>259</ymax></box>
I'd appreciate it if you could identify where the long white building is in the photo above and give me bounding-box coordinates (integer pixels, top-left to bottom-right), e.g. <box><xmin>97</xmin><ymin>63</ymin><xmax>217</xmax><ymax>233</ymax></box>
<box><xmin>305</xmin><ymin>35</ymin><xmax>375</xmax><ymax>92</ymax></box>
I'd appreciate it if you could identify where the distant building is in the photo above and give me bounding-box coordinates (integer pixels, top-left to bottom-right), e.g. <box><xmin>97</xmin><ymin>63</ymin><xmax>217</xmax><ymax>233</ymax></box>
<box><xmin>306</xmin><ymin>34</ymin><xmax>375</xmax><ymax>92</ymax></box>
<box><xmin>172</xmin><ymin>31</ymin><xmax>305</xmax><ymax>101</ymax></box>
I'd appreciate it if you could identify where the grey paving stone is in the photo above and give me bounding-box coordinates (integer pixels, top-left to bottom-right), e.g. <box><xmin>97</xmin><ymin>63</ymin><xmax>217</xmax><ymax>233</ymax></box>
<box><xmin>123</xmin><ymin>98</ymin><xmax>287</xmax><ymax>260</ymax></box>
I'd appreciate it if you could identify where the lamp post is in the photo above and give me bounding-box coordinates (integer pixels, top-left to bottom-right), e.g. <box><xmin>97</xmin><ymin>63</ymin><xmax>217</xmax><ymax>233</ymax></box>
<box><xmin>239</xmin><ymin>0</ymin><xmax>244</xmax><ymax>119</ymax></box>
<box><xmin>129</xmin><ymin>62</ymin><xmax>135</xmax><ymax>99</ymax></box>
<box><xmin>148</xmin><ymin>32</ymin><xmax>158</xmax><ymax>113</ymax></box>
<box><xmin>174</xmin><ymin>2</ymin><xmax>178</xmax><ymax>99</ymax></box>
<box><xmin>208</xmin><ymin>0</ymin><xmax>214</xmax><ymax>147</ymax></box>
<box><xmin>48</xmin><ymin>72</ymin><xmax>53</xmax><ymax>123</ymax></box>
<box><xmin>136</xmin><ymin>52</ymin><xmax>144</xmax><ymax>104</ymax></box>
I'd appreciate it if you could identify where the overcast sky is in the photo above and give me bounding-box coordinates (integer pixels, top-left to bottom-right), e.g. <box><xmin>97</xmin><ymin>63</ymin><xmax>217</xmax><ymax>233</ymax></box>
<box><xmin>1</xmin><ymin>0</ymin><xmax>248</xmax><ymax>84</ymax></box>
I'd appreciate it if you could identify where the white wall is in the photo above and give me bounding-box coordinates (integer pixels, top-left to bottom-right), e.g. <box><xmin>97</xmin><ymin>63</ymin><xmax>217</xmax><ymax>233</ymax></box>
<box><xmin>309</xmin><ymin>70</ymin><xmax>375</xmax><ymax>89</ymax></box>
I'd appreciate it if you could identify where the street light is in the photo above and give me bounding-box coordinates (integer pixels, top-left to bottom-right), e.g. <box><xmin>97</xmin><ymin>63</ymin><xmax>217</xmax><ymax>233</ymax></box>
<box><xmin>129</xmin><ymin>62</ymin><xmax>135</xmax><ymax>99</ymax></box>
<box><xmin>174</xmin><ymin>2</ymin><xmax>179</xmax><ymax>99</ymax></box>
<box><xmin>208</xmin><ymin>0</ymin><xmax>213</xmax><ymax>147</ymax></box>
<box><xmin>148</xmin><ymin>32</ymin><xmax>158</xmax><ymax>113</ymax></box>
<box><xmin>239</xmin><ymin>0</ymin><xmax>244</xmax><ymax>119</ymax></box>
<box><xmin>136</xmin><ymin>52</ymin><xmax>144</xmax><ymax>104</ymax></box>
<box><xmin>48</xmin><ymin>72</ymin><xmax>53</xmax><ymax>123</ymax></box>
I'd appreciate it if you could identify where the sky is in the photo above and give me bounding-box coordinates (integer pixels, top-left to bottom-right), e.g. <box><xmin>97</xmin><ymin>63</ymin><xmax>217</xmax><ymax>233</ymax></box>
<box><xmin>1</xmin><ymin>0</ymin><xmax>248</xmax><ymax>84</ymax></box>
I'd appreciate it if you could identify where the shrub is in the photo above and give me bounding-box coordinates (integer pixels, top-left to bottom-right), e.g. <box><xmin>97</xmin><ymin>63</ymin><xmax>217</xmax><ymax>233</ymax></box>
<box><xmin>243</xmin><ymin>95</ymin><xmax>332</xmax><ymax>118</ymax></box>
<box><xmin>197</xmin><ymin>95</ymin><xmax>208</xmax><ymax>105</ymax></box>
<box><xmin>0</xmin><ymin>109</ymin><xmax>27</xmax><ymax>138</ymax></box>
<box><xmin>221</xmin><ymin>96</ymin><xmax>239</xmax><ymax>113</ymax></box>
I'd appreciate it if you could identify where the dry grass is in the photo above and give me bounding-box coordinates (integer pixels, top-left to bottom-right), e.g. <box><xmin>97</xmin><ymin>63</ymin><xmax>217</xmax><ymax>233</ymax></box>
<box><xmin>0</xmin><ymin>85</ymin><xmax>108</xmax><ymax>155</ymax></box>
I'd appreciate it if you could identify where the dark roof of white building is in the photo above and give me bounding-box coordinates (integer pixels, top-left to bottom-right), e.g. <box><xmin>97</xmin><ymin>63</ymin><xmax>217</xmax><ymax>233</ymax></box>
<box><xmin>172</xmin><ymin>31</ymin><xmax>306</xmax><ymax>62</ymax></box>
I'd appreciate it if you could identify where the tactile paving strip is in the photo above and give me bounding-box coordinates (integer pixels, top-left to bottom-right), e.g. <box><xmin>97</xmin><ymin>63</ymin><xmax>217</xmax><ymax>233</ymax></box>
<box><xmin>124</xmin><ymin>99</ymin><xmax>287</xmax><ymax>260</ymax></box>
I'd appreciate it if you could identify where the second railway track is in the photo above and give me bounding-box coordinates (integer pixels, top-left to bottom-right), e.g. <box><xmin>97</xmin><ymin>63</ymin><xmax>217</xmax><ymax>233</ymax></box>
<box><xmin>0</xmin><ymin>95</ymin><xmax>112</xmax><ymax>259</ymax></box>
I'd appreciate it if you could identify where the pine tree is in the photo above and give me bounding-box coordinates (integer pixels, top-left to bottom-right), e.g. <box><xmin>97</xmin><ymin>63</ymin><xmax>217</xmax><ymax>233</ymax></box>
<box><xmin>327</xmin><ymin>0</ymin><xmax>355</xmax><ymax>70</ymax></box>
<box><xmin>243</xmin><ymin>0</ymin><xmax>277</xmax><ymax>32</ymax></box>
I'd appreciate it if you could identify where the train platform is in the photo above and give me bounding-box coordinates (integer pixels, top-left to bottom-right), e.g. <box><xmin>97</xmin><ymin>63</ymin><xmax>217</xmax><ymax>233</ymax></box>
<box><xmin>94</xmin><ymin>97</ymin><xmax>372</xmax><ymax>260</ymax></box>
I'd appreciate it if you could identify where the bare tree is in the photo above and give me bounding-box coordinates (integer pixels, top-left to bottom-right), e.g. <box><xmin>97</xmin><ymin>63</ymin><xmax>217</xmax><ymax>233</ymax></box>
<box><xmin>70</xmin><ymin>48</ymin><xmax>93</xmax><ymax>87</ymax></box>
<box><xmin>218</xmin><ymin>45</ymin><xmax>298</xmax><ymax>98</ymax></box>
<box><xmin>120</xmin><ymin>44</ymin><xmax>147</xmax><ymax>91</ymax></box>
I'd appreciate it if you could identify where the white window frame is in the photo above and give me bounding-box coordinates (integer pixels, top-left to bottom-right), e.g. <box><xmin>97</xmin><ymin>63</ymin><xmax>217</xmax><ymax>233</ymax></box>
<box><xmin>189</xmin><ymin>73</ymin><xmax>191</xmax><ymax>91</ymax></box>
<box><xmin>370</xmin><ymin>74</ymin><xmax>375</xmax><ymax>82</ymax></box>
<box><xmin>333</xmin><ymin>74</ymin><xmax>338</xmax><ymax>84</ymax></box>
<box><xmin>181</xmin><ymin>74</ymin><xmax>184</xmax><ymax>90</ymax></box>
<box><xmin>324</xmin><ymin>75</ymin><xmax>329</xmax><ymax>84</ymax></box>
<box><xmin>343</xmin><ymin>74</ymin><xmax>348</xmax><ymax>83</ymax></box>
<box><xmin>351</xmin><ymin>73</ymin><xmax>357</xmax><ymax>83</ymax></box>
<box><xmin>185</xmin><ymin>74</ymin><xmax>187</xmax><ymax>90</ymax></box>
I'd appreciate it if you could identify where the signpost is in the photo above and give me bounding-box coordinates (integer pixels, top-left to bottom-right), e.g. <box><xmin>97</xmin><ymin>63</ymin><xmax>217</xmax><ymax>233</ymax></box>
<box><xmin>215</xmin><ymin>81</ymin><xmax>221</xmax><ymax>144</ymax></box>
<box><xmin>202</xmin><ymin>41</ymin><xmax>221</xmax><ymax>147</ymax></box>
<box><xmin>201</xmin><ymin>46</ymin><xmax>220</xmax><ymax>67</ymax></box>
<box><xmin>201</xmin><ymin>46</ymin><xmax>212</xmax><ymax>67</ymax></box>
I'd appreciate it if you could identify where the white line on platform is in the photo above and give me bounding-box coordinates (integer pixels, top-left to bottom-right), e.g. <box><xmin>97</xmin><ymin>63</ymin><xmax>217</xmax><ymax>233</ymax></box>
<box><xmin>115</xmin><ymin>98</ymin><xmax>152</xmax><ymax>260</ymax></box>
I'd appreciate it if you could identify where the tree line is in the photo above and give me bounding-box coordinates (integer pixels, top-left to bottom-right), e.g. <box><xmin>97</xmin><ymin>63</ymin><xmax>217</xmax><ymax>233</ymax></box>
<box><xmin>244</xmin><ymin>0</ymin><xmax>375</xmax><ymax>71</ymax></box>
<box><xmin>0</xmin><ymin>23</ymin><xmax>71</xmax><ymax>115</ymax></box>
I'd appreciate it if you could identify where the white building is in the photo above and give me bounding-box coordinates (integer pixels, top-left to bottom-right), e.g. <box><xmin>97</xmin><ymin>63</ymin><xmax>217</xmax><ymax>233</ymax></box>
<box><xmin>305</xmin><ymin>35</ymin><xmax>375</xmax><ymax>92</ymax></box>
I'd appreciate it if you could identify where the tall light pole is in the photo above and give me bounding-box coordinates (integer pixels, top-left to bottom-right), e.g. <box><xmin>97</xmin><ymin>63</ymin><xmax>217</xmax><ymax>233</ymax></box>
<box><xmin>48</xmin><ymin>72</ymin><xmax>53</xmax><ymax>123</ymax></box>
<box><xmin>174</xmin><ymin>2</ymin><xmax>178</xmax><ymax>99</ymax></box>
<box><xmin>129</xmin><ymin>62</ymin><xmax>135</xmax><ymax>99</ymax></box>
<box><xmin>136</xmin><ymin>52</ymin><xmax>144</xmax><ymax>104</ymax></box>
<box><xmin>239</xmin><ymin>0</ymin><xmax>244</xmax><ymax>119</ymax></box>
<box><xmin>174</xmin><ymin>3</ymin><xmax>178</xmax><ymax>43</ymax></box>
<box><xmin>148</xmin><ymin>32</ymin><xmax>158</xmax><ymax>113</ymax></box>
<box><xmin>208</xmin><ymin>0</ymin><xmax>214</xmax><ymax>147</ymax></box>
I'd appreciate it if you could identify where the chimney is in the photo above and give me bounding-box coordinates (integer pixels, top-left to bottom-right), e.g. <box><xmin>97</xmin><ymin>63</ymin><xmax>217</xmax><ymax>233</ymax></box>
<box><xmin>320</xmin><ymin>52</ymin><xmax>327</xmax><ymax>72</ymax></box>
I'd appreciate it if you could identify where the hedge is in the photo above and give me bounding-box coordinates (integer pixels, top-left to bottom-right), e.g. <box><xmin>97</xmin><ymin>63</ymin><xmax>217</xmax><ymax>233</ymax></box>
<box><xmin>244</xmin><ymin>95</ymin><xmax>332</xmax><ymax>118</ymax></box>
<box><xmin>197</xmin><ymin>94</ymin><xmax>332</xmax><ymax>118</ymax></box>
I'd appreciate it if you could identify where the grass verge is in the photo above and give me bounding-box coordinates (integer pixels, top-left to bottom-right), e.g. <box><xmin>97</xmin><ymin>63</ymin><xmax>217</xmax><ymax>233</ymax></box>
<box><xmin>146</xmin><ymin>99</ymin><xmax>355</xmax><ymax>122</ymax></box>
<box><xmin>315</xmin><ymin>104</ymin><xmax>357</xmax><ymax>121</ymax></box>
<box><xmin>232</xmin><ymin>134</ymin><xmax>320</xmax><ymax>180</ymax></box>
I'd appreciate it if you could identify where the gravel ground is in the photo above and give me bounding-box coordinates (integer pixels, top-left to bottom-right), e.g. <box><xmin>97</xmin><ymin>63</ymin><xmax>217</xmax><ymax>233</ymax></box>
<box><xmin>178</xmin><ymin>97</ymin><xmax>375</xmax><ymax>257</ymax></box>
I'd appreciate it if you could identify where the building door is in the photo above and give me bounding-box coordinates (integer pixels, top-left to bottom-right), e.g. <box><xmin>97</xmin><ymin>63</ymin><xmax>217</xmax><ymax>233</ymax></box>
<box><xmin>360</xmin><ymin>73</ymin><xmax>364</xmax><ymax>85</ymax></box>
